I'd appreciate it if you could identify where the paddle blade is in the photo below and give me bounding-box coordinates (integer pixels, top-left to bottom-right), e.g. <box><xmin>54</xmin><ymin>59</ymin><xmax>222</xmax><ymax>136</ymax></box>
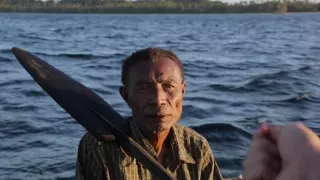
<box><xmin>11</xmin><ymin>47</ymin><xmax>129</xmax><ymax>137</ymax></box>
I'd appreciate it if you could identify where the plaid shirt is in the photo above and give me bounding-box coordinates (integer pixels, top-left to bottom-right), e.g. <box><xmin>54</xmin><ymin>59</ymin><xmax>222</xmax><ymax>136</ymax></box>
<box><xmin>75</xmin><ymin>119</ymin><xmax>224</xmax><ymax>180</ymax></box>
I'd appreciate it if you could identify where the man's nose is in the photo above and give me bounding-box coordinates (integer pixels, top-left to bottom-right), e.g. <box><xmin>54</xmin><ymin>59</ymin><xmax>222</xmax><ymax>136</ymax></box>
<box><xmin>149</xmin><ymin>84</ymin><xmax>166</xmax><ymax>107</ymax></box>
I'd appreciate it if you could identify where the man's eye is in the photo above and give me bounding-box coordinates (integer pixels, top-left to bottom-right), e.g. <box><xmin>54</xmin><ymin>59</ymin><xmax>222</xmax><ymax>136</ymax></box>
<box><xmin>163</xmin><ymin>84</ymin><xmax>174</xmax><ymax>89</ymax></box>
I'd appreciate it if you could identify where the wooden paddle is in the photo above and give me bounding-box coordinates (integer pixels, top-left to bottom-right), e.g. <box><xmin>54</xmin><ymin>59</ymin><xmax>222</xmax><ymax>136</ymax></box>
<box><xmin>12</xmin><ymin>47</ymin><xmax>176</xmax><ymax>180</ymax></box>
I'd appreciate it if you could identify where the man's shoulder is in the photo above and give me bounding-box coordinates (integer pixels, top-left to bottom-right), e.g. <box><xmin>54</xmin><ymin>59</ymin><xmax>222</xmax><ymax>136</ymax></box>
<box><xmin>79</xmin><ymin>132</ymin><xmax>117</xmax><ymax>151</ymax></box>
<box><xmin>174</xmin><ymin>123</ymin><xmax>210</xmax><ymax>149</ymax></box>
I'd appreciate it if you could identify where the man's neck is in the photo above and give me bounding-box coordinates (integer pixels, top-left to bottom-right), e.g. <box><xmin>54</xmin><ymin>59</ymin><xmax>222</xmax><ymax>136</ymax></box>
<box><xmin>132</xmin><ymin>117</ymin><xmax>171</xmax><ymax>157</ymax></box>
<box><xmin>148</xmin><ymin>130</ymin><xmax>170</xmax><ymax>156</ymax></box>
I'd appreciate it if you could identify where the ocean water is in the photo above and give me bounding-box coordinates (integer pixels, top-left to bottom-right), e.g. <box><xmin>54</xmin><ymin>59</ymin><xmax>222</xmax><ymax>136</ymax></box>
<box><xmin>0</xmin><ymin>13</ymin><xmax>320</xmax><ymax>179</ymax></box>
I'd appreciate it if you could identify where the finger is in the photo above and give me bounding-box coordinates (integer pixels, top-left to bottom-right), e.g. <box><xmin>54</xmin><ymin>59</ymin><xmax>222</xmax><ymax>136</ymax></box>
<box><xmin>243</xmin><ymin>157</ymin><xmax>277</xmax><ymax>180</ymax></box>
<box><xmin>267</xmin><ymin>125</ymin><xmax>282</xmax><ymax>142</ymax></box>
<box><xmin>253</xmin><ymin>126</ymin><xmax>277</xmax><ymax>144</ymax></box>
<box><xmin>263</xmin><ymin>168</ymin><xmax>278</xmax><ymax>180</ymax></box>
<box><xmin>269</xmin><ymin>155</ymin><xmax>282</xmax><ymax>173</ymax></box>
<box><xmin>253</xmin><ymin>123</ymin><xmax>270</xmax><ymax>139</ymax></box>
<box><xmin>243</xmin><ymin>165</ymin><xmax>265</xmax><ymax>180</ymax></box>
<box><xmin>244</xmin><ymin>132</ymin><xmax>281</xmax><ymax>178</ymax></box>
<box><xmin>259</xmin><ymin>123</ymin><xmax>270</xmax><ymax>136</ymax></box>
<box><xmin>259</xmin><ymin>157</ymin><xmax>281</xmax><ymax>180</ymax></box>
<box><xmin>260</xmin><ymin>123</ymin><xmax>282</xmax><ymax>145</ymax></box>
<box><xmin>243</xmin><ymin>147</ymin><xmax>281</xmax><ymax>178</ymax></box>
<box><xmin>250</xmin><ymin>137</ymin><xmax>279</xmax><ymax>157</ymax></box>
<box><xmin>244</xmin><ymin>152</ymin><xmax>268</xmax><ymax>166</ymax></box>
<box><xmin>244</xmin><ymin>152</ymin><xmax>279</xmax><ymax>169</ymax></box>
<box><xmin>244</xmin><ymin>164</ymin><xmax>278</xmax><ymax>180</ymax></box>
<box><xmin>243</xmin><ymin>152</ymin><xmax>273</xmax><ymax>175</ymax></box>
<box><xmin>244</xmin><ymin>165</ymin><xmax>276</xmax><ymax>180</ymax></box>
<box><xmin>266</xmin><ymin>142</ymin><xmax>280</xmax><ymax>157</ymax></box>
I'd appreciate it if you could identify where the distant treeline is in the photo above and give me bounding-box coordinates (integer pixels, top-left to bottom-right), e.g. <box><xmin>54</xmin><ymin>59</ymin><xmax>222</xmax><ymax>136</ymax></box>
<box><xmin>0</xmin><ymin>0</ymin><xmax>319</xmax><ymax>13</ymax></box>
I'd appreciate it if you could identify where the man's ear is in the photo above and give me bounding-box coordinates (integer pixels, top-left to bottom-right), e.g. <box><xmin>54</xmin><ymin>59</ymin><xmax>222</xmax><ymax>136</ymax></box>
<box><xmin>119</xmin><ymin>86</ymin><xmax>128</xmax><ymax>103</ymax></box>
<box><xmin>182</xmin><ymin>81</ymin><xmax>186</xmax><ymax>96</ymax></box>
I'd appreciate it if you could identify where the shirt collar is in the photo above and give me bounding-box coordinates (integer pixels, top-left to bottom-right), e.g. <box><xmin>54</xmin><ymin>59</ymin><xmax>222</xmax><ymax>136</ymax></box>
<box><xmin>129</xmin><ymin>118</ymin><xmax>158</xmax><ymax>158</ymax></box>
<box><xmin>128</xmin><ymin>117</ymin><xmax>195</xmax><ymax>166</ymax></box>
<box><xmin>169</xmin><ymin>125</ymin><xmax>195</xmax><ymax>164</ymax></box>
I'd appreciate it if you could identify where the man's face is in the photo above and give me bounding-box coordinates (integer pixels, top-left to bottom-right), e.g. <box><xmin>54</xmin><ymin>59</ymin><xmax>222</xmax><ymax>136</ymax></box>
<box><xmin>122</xmin><ymin>57</ymin><xmax>186</xmax><ymax>135</ymax></box>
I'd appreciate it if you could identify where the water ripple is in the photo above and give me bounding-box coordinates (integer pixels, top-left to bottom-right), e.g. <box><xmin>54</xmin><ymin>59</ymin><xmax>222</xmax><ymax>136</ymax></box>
<box><xmin>1</xmin><ymin>13</ymin><xmax>320</xmax><ymax>179</ymax></box>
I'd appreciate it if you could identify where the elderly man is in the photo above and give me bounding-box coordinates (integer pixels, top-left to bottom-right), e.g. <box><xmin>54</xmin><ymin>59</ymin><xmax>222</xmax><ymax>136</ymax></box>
<box><xmin>75</xmin><ymin>48</ymin><xmax>224</xmax><ymax>180</ymax></box>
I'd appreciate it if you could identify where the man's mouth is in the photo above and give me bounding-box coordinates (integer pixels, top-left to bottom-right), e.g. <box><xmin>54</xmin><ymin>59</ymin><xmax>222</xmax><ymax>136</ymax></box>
<box><xmin>144</xmin><ymin>114</ymin><xmax>169</xmax><ymax>118</ymax></box>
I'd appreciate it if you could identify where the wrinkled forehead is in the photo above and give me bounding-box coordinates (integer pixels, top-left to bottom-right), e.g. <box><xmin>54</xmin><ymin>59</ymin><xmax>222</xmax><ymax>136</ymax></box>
<box><xmin>128</xmin><ymin>58</ymin><xmax>183</xmax><ymax>85</ymax></box>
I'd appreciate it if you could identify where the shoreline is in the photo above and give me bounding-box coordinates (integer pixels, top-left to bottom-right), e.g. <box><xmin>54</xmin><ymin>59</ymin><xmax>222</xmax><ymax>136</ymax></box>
<box><xmin>0</xmin><ymin>1</ymin><xmax>319</xmax><ymax>14</ymax></box>
<box><xmin>0</xmin><ymin>11</ymin><xmax>319</xmax><ymax>14</ymax></box>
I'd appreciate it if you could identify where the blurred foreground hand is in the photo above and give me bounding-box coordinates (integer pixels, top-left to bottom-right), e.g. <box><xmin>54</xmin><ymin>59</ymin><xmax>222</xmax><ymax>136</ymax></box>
<box><xmin>243</xmin><ymin>122</ymin><xmax>320</xmax><ymax>180</ymax></box>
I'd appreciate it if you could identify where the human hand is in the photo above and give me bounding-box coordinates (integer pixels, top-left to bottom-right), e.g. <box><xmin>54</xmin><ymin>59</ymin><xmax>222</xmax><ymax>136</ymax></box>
<box><xmin>267</xmin><ymin>122</ymin><xmax>320</xmax><ymax>180</ymax></box>
<box><xmin>243</xmin><ymin>124</ymin><xmax>281</xmax><ymax>180</ymax></box>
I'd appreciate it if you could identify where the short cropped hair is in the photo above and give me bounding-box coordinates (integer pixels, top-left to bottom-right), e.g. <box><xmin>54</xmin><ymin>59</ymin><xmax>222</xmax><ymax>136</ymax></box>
<box><xmin>121</xmin><ymin>48</ymin><xmax>184</xmax><ymax>87</ymax></box>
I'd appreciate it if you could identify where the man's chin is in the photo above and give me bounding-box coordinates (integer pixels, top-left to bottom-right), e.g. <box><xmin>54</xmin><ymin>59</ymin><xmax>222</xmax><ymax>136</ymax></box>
<box><xmin>136</xmin><ymin>116</ymin><xmax>177</xmax><ymax>135</ymax></box>
<box><xmin>144</xmin><ymin>115</ymin><xmax>170</xmax><ymax>121</ymax></box>
<box><xmin>147</xmin><ymin>123</ymin><xmax>171</xmax><ymax>135</ymax></box>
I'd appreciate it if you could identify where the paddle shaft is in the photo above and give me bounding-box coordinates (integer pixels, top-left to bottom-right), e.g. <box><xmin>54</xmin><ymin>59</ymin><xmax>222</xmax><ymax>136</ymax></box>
<box><xmin>94</xmin><ymin>111</ymin><xmax>176</xmax><ymax>180</ymax></box>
